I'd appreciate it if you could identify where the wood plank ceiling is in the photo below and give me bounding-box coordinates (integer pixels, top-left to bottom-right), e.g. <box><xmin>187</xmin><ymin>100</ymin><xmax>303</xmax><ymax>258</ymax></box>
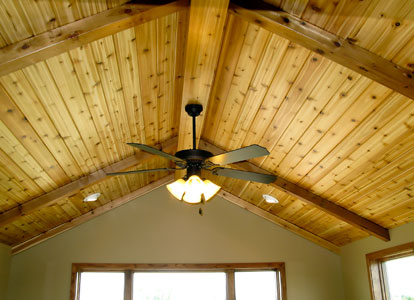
<box><xmin>0</xmin><ymin>0</ymin><xmax>413</xmax><ymax>254</ymax></box>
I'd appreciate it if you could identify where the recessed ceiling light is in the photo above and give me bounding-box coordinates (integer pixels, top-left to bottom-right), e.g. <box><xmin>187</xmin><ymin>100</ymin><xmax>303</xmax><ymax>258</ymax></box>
<box><xmin>83</xmin><ymin>192</ymin><xmax>101</xmax><ymax>202</ymax></box>
<box><xmin>263</xmin><ymin>194</ymin><xmax>278</xmax><ymax>204</ymax></box>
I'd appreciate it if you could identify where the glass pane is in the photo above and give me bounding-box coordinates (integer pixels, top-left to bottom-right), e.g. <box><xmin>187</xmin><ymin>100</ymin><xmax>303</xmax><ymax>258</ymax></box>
<box><xmin>133</xmin><ymin>272</ymin><xmax>226</xmax><ymax>300</ymax></box>
<box><xmin>79</xmin><ymin>272</ymin><xmax>124</xmax><ymax>300</ymax></box>
<box><xmin>384</xmin><ymin>255</ymin><xmax>414</xmax><ymax>300</ymax></box>
<box><xmin>235</xmin><ymin>271</ymin><xmax>277</xmax><ymax>300</ymax></box>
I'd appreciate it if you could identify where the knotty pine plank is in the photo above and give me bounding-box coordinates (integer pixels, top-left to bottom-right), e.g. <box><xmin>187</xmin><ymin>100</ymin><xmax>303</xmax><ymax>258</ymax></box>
<box><xmin>323</xmin><ymin>0</ymin><xmax>375</xmax><ymax>39</ymax></box>
<box><xmin>90</xmin><ymin>35</ymin><xmax>133</xmax><ymax>157</ymax></box>
<box><xmin>280</xmin><ymin>0</ymin><xmax>309</xmax><ymax>17</ymax></box>
<box><xmin>301</xmin><ymin>0</ymin><xmax>341</xmax><ymax>28</ymax></box>
<box><xmin>77</xmin><ymin>0</ymin><xmax>108</xmax><ymax>18</ymax></box>
<box><xmin>0</xmin><ymin>0</ymin><xmax>33</xmax><ymax>44</ymax></box>
<box><xmin>0</xmin><ymin>33</ymin><xmax>6</xmax><ymax>48</ymax></box>
<box><xmin>113</xmin><ymin>28</ymin><xmax>144</xmax><ymax>144</ymax></box>
<box><xmin>22</xmin><ymin>62</ymin><xmax>97</xmax><ymax>174</ymax></box>
<box><xmin>321</xmin><ymin>222</ymin><xmax>368</xmax><ymax>246</ymax></box>
<box><xmin>292</xmin><ymin>82</ymin><xmax>393</xmax><ymax>187</ymax></box>
<box><xmin>360</xmin><ymin>177</ymin><xmax>414</xmax><ymax>222</ymax></box>
<box><xmin>254</xmin><ymin>55</ymin><xmax>331</xmax><ymax>167</ymax></box>
<box><xmin>177</xmin><ymin>0</ymin><xmax>229</xmax><ymax>150</ymax></box>
<box><xmin>275</xmin><ymin>196</ymin><xmax>308</xmax><ymax>221</ymax></box>
<box><xmin>136</xmin><ymin>19</ymin><xmax>159</xmax><ymax>145</ymax></box>
<box><xmin>0</xmin><ymin>169</ymin><xmax>30</xmax><ymax>209</ymax></box>
<box><xmin>349</xmin><ymin>1</ymin><xmax>414</xmax><ymax>59</ymax></box>
<box><xmin>337</xmin><ymin>138</ymin><xmax>414</xmax><ymax>209</ymax></box>
<box><xmin>0</xmin><ymin>148</ymin><xmax>44</xmax><ymax>206</ymax></box>
<box><xmin>0</xmin><ymin>72</ymin><xmax>83</xmax><ymax>180</ymax></box>
<box><xmin>45</xmin><ymin>53</ymin><xmax>110</xmax><ymax>169</ymax></box>
<box><xmin>171</xmin><ymin>9</ymin><xmax>189</xmax><ymax>144</ymax></box>
<box><xmin>227</xmin><ymin>34</ymin><xmax>290</xmax><ymax>150</ymax></box>
<box><xmin>0</xmin><ymin>85</ymin><xmax>70</xmax><ymax>185</ymax></box>
<box><xmin>18</xmin><ymin>0</ymin><xmax>57</xmax><ymax>34</ymax></box>
<box><xmin>242</xmin><ymin>43</ymin><xmax>311</xmax><ymax>147</ymax></box>
<box><xmin>282</xmin><ymin>73</ymin><xmax>368</xmax><ymax>182</ymax></box>
<box><xmin>364</xmin><ymin>182</ymin><xmax>414</xmax><ymax>221</ymax></box>
<box><xmin>69</xmin><ymin>44</ymin><xmax>124</xmax><ymax>164</ymax></box>
<box><xmin>392</xmin><ymin>37</ymin><xmax>414</xmax><ymax>72</ymax></box>
<box><xmin>213</xmin><ymin>23</ymin><xmax>270</xmax><ymax>149</ymax></box>
<box><xmin>49</xmin><ymin>0</ymin><xmax>81</xmax><ymax>26</ymax></box>
<box><xmin>202</xmin><ymin>14</ymin><xmax>249</xmax><ymax>143</ymax></box>
<box><xmin>267</xmin><ymin>63</ymin><xmax>355</xmax><ymax>176</ymax></box>
<box><xmin>325</xmin><ymin>123</ymin><xmax>414</xmax><ymax>205</ymax></box>
<box><xmin>0</xmin><ymin>120</ymin><xmax>57</xmax><ymax>192</ymax></box>
<box><xmin>314</xmin><ymin>96</ymin><xmax>413</xmax><ymax>197</ymax></box>
<box><xmin>157</xmin><ymin>13</ymin><xmax>178</xmax><ymax>142</ymax></box>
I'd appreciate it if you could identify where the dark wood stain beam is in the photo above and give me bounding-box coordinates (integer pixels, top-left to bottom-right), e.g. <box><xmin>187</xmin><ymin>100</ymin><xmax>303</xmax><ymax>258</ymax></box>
<box><xmin>199</xmin><ymin>139</ymin><xmax>390</xmax><ymax>241</ymax></box>
<box><xmin>0</xmin><ymin>0</ymin><xmax>189</xmax><ymax>77</ymax></box>
<box><xmin>229</xmin><ymin>1</ymin><xmax>414</xmax><ymax>100</ymax></box>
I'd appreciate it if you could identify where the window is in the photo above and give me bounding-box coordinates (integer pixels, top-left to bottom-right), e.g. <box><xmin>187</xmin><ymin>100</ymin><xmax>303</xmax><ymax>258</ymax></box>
<box><xmin>366</xmin><ymin>242</ymin><xmax>414</xmax><ymax>300</ymax></box>
<box><xmin>71</xmin><ymin>263</ymin><xmax>286</xmax><ymax>300</ymax></box>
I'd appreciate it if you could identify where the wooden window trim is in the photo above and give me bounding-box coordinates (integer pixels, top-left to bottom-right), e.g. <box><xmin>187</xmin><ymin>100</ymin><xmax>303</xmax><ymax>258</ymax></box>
<box><xmin>70</xmin><ymin>262</ymin><xmax>287</xmax><ymax>300</ymax></box>
<box><xmin>366</xmin><ymin>242</ymin><xmax>414</xmax><ymax>300</ymax></box>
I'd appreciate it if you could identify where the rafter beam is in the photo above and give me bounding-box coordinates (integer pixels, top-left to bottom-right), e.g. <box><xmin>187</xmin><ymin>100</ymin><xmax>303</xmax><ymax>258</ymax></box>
<box><xmin>219</xmin><ymin>190</ymin><xmax>340</xmax><ymax>253</ymax></box>
<box><xmin>11</xmin><ymin>175</ymin><xmax>175</xmax><ymax>254</ymax></box>
<box><xmin>199</xmin><ymin>139</ymin><xmax>390</xmax><ymax>241</ymax></box>
<box><xmin>0</xmin><ymin>0</ymin><xmax>188</xmax><ymax>77</ymax></box>
<box><xmin>177</xmin><ymin>0</ymin><xmax>229</xmax><ymax>151</ymax></box>
<box><xmin>229</xmin><ymin>0</ymin><xmax>414</xmax><ymax>100</ymax></box>
<box><xmin>0</xmin><ymin>137</ymin><xmax>178</xmax><ymax>228</ymax></box>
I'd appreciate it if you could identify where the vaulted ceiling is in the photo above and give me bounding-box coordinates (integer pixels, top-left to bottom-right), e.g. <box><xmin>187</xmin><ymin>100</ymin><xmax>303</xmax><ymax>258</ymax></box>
<box><xmin>0</xmin><ymin>0</ymin><xmax>413</xmax><ymax>255</ymax></box>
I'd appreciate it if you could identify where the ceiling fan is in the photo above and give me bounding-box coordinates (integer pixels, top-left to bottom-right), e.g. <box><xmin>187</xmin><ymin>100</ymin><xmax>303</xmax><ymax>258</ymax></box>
<box><xmin>107</xmin><ymin>104</ymin><xmax>276</xmax><ymax>204</ymax></box>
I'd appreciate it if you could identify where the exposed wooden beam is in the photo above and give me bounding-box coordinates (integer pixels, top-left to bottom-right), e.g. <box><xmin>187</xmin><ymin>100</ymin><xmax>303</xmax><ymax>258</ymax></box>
<box><xmin>229</xmin><ymin>1</ymin><xmax>414</xmax><ymax>100</ymax></box>
<box><xmin>12</xmin><ymin>175</ymin><xmax>174</xmax><ymax>254</ymax></box>
<box><xmin>0</xmin><ymin>137</ymin><xmax>177</xmax><ymax>228</ymax></box>
<box><xmin>0</xmin><ymin>0</ymin><xmax>188</xmax><ymax>77</ymax></box>
<box><xmin>219</xmin><ymin>190</ymin><xmax>340</xmax><ymax>253</ymax></box>
<box><xmin>199</xmin><ymin>139</ymin><xmax>390</xmax><ymax>241</ymax></box>
<box><xmin>177</xmin><ymin>0</ymin><xmax>230</xmax><ymax>151</ymax></box>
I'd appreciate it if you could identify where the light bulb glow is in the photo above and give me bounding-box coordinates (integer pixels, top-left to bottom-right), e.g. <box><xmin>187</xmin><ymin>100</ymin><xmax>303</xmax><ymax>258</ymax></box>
<box><xmin>203</xmin><ymin>180</ymin><xmax>221</xmax><ymax>201</ymax></box>
<box><xmin>166</xmin><ymin>179</ymin><xmax>186</xmax><ymax>200</ymax></box>
<box><xmin>183</xmin><ymin>175</ymin><xmax>204</xmax><ymax>204</ymax></box>
<box><xmin>263</xmin><ymin>194</ymin><xmax>278</xmax><ymax>204</ymax></box>
<box><xmin>167</xmin><ymin>175</ymin><xmax>221</xmax><ymax>204</ymax></box>
<box><xmin>83</xmin><ymin>192</ymin><xmax>101</xmax><ymax>202</ymax></box>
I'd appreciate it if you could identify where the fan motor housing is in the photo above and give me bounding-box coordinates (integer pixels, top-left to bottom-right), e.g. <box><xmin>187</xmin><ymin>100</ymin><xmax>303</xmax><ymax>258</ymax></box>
<box><xmin>175</xmin><ymin>149</ymin><xmax>213</xmax><ymax>161</ymax></box>
<box><xmin>175</xmin><ymin>149</ymin><xmax>213</xmax><ymax>177</ymax></box>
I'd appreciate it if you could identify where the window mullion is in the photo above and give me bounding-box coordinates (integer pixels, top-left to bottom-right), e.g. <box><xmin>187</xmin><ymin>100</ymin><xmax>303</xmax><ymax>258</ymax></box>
<box><xmin>124</xmin><ymin>270</ymin><xmax>132</xmax><ymax>300</ymax></box>
<box><xmin>226</xmin><ymin>270</ymin><xmax>235</xmax><ymax>300</ymax></box>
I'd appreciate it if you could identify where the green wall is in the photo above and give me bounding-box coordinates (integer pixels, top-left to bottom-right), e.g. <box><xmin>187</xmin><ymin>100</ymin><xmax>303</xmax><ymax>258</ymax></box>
<box><xmin>341</xmin><ymin>222</ymin><xmax>414</xmax><ymax>300</ymax></box>
<box><xmin>7</xmin><ymin>186</ymin><xmax>344</xmax><ymax>300</ymax></box>
<box><xmin>0</xmin><ymin>243</ymin><xmax>11</xmax><ymax>299</ymax></box>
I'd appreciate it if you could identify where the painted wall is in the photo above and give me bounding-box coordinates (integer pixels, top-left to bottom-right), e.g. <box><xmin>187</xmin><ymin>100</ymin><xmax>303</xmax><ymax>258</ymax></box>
<box><xmin>0</xmin><ymin>243</ymin><xmax>11</xmax><ymax>300</ymax></box>
<box><xmin>7</xmin><ymin>186</ymin><xmax>345</xmax><ymax>300</ymax></box>
<box><xmin>341</xmin><ymin>222</ymin><xmax>414</xmax><ymax>300</ymax></box>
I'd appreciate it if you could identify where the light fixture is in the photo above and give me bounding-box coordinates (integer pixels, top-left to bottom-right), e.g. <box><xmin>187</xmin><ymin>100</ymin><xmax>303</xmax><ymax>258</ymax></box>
<box><xmin>83</xmin><ymin>192</ymin><xmax>101</xmax><ymax>202</ymax></box>
<box><xmin>167</xmin><ymin>175</ymin><xmax>220</xmax><ymax>204</ymax></box>
<box><xmin>263</xmin><ymin>194</ymin><xmax>278</xmax><ymax>204</ymax></box>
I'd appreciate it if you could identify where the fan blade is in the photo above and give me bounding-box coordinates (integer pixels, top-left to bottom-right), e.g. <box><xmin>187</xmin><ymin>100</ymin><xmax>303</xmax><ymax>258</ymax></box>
<box><xmin>107</xmin><ymin>168</ymin><xmax>182</xmax><ymax>176</ymax></box>
<box><xmin>127</xmin><ymin>143</ymin><xmax>186</xmax><ymax>166</ymax></box>
<box><xmin>207</xmin><ymin>145</ymin><xmax>269</xmax><ymax>165</ymax></box>
<box><xmin>211</xmin><ymin>167</ymin><xmax>276</xmax><ymax>184</ymax></box>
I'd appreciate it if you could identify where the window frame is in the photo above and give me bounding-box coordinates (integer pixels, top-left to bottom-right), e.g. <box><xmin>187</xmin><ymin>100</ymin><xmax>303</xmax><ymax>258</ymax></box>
<box><xmin>366</xmin><ymin>242</ymin><xmax>414</xmax><ymax>300</ymax></box>
<box><xmin>70</xmin><ymin>262</ymin><xmax>287</xmax><ymax>300</ymax></box>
